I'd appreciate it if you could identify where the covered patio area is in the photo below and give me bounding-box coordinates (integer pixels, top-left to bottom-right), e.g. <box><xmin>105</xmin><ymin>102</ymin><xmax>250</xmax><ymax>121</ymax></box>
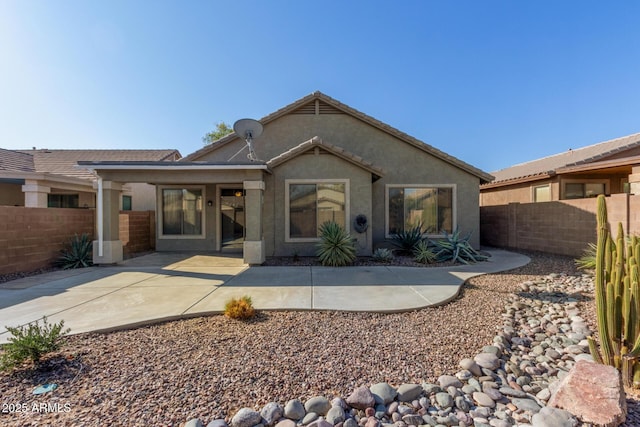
<box><xmin>78</xmin><ymin>161</ymin><xmax>270</xmax><ymax>265</ymax></box>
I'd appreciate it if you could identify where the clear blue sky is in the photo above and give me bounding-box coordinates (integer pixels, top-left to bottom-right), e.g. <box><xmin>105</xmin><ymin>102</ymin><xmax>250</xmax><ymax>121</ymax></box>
<box><xmin>2</xmin><ymin>1</ymin><xmax>640</xmax><ymax>173</ymax></box>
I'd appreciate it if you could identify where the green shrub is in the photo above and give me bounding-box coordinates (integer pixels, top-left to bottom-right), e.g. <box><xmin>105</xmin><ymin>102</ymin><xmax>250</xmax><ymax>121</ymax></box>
<box><xmin>0</xmin><ymin>317</ymin><xmax>70</xmax><ymax>372</ymax></box>
<box><xmin>391</xmin><ymin>223</ymin><xmax>425</xmax><ymax>254</ymax></box>
<box><xmin>316</xmin><ymin>221</ymin><xmax>357</xmax><ymax>267</ymax></box>
<box><xmin>57</xmin><ymin>233</ymin><xmax>93</xmax><ymax>269</ymax></box>
<box><xmin>432</xmin><ymin>228</ymin><xmax>488</xmax><ymax>264</ymax></box>
<box><xmin>413</xmin><ymin>240</ymin><xmax>436</xmax><ymax>264</ymax></box>
<box><xmin>575</xmin><ymin>242</ymin><xmax>597</xmax><ymax>270</ymax></box>
<box><xmin>372</xmin><ymin>248</ymin><xmax>394</xmax><ymax>263</ymax></box>
<box><xmin>224</xmin><ymin>296</ymin><xmax>255</xmax><ymax>320</ymax></box>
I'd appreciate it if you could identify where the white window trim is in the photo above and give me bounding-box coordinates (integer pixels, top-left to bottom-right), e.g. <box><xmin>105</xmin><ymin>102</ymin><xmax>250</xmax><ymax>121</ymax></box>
<box><xmin>157</xmin><ymin>185</ymin><xmax>206</xmax><ymax>240</ymax></box>
<box><xmin>385</xmin><ymin>184</ymin><xmax>457</xmax><ymax>239</ymax></box>
<box><xmin>285</xmin><ymin>179</ymin><xmax>350</xmax><ymax>243</ymax></box>
<box><xmin>532</xmin><ymin>184</ymin><xmax>552</xmax><ymax>203</ymax></box>
<box><xmin>560</xmin><ymin>178</ymin><xmax>610</xmax><ymax>200</ymax></box>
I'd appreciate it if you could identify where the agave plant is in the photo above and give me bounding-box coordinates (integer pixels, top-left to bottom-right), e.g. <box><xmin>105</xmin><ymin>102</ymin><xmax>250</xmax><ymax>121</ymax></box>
<box><xmin>432</xmin><ymin>228</ymin><xmax>488</xmax><ymax>264</ymax></box>
<box><xmin>57</xmin><ymin>233</ymin><xmax>93</xmax><ymax>269</ymax></box>
<box><xmin>413</xmin><ymin>240</ymin><xmax>436</xmax><ymax>264</ymax></box>
<box><xmin>575</xmin><ymin>242</ymin><xmax>597</xmax><ymax>270</ymax></box>
<box><xmin>391</xmin><ymin>223</ymin><xmax>425</xmax><ymax>254</ymax></box>
<box><xmin>372</xmin><ymin>248</ymin><xmax>394</xmax><ymax>263</ymax></box>
<box><xmin>316</xmin><ymin>221</ymin><xmax>356</xmax><ymax>267</ymax></box>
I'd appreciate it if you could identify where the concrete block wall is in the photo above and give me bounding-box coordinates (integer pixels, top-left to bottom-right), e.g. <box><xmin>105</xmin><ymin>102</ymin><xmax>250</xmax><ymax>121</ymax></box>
<box><xmin>480</xmin><ymin>195</ymin><xmax>640</xmax><ymax>257</ymax></box>
<box><xmin>0</xmin><ymin>207</ymin><xmax>156</xmax><ymax>276</ymax></box>
<box><xmin>119</xmin><ymin>211</ymin><xmax>156</xmax><ymax>257</ymax></box>
<box><xmin>0</xmin><ymin>206</ymin><xmax>94</xmax><ymax>275</ymax></box>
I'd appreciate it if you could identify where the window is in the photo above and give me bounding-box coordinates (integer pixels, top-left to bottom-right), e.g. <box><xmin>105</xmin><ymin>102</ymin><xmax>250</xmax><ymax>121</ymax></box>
<box><xmin>533</xmin><ymin>185</ymin><xmax>551</xmax><ymax>202</ymax></box>
<box><xmin>287</xmin><ymin>181</ymin><xmax>347</xmax><ymax>240</ymax></box>
<box><xmin>48</xmin><ymin>194</ymin><xmax>79</xmax><ymax>208</ymax></box>
<box><xmin>122</xmin><ymin>195</ymin><xmax>132</xmax><ymax>211</ymax></box>
<box><xmin>161</xmin><ymin>188</ymin><xmax>203</xmax><ymax>236</ymax></box>
<box><xmin>563</xmin><ymin>182</ymin><xmax>606</xmax><ymax>199</ymax></box>
<box><xmin>387</xmin><ymin>185</ymin><xmax>454</xmax><ymax>236</ymax></box>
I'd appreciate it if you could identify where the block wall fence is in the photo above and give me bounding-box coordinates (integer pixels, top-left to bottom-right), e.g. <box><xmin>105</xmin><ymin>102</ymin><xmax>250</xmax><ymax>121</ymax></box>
<box><xmin>0</xmin><ymin>207</ymin><xmax>155</xmax><ymax>275</ymax></box>
<box><xmin>480</xmin><ymin>194</ymin><xmax>640</xmax><ymax>257</ymax></box>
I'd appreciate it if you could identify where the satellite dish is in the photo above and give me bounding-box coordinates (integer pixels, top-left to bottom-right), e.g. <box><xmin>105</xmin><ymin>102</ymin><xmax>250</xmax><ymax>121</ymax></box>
<box><xmin>230</xmin><ymin>118</ymin><xmax>263</xmax><ymax>162</ymax></box>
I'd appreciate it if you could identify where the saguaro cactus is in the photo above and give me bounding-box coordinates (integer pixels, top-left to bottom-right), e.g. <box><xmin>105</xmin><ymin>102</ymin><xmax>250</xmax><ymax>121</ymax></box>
<box><xmin>588</xmin><ymin>195</ymin><xmax>640</xmax><ymax>388</ymax></box>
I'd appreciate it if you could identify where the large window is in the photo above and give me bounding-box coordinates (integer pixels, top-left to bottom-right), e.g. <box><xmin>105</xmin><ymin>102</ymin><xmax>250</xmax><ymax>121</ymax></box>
<box><xmin>387</xmin><ymin>185</ymin><xmax>454</xmax><ymax>236</ymax></box>
<box><xmin>287</xmin><ymin>181</ymin><xmax>347</xmax><ymax>240</ymax></box>
<box><xmin>563</xmin><ymin>182</ymin><xmax>606</xmax><ymax>199</ymax></box>
<box><xmin>161</xmin><ymin>188</ymin><xmax>203</xmax><ymax>236</ymax></box>
<box><xmin>48</xmin><ymin>194</ymin><xmax>79</xmax><ymax>208</ymax></box>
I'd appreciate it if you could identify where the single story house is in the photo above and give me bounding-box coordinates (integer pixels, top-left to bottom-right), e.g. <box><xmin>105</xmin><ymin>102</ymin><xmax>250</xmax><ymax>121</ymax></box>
<box><xmin>0</xmin><ymin>148</ymin><xmax>181</xmax><ymax>210</ymax></box>
<box><xmin>480</xmin><ymin>132</ymin><xmax>640</xmax><ymax>206</ymax></box>
<box><xmin>79</xmin><ymin>91</ymin><xmax>493</xmax><ymax>265</ymax></box>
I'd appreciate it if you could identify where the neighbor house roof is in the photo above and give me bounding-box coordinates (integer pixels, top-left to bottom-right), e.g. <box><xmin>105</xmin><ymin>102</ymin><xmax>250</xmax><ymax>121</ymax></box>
<box><xmin>13</xmin><ymin>149</ymin><xmax>181</xmax><ymax>181</ymax></box>
<box><xmin>267</xmin><ymin>136</ymin><xmax>385</xmax><ymax>179</ymax></box>
<box><xmin>0</xmin><ymin>148</ymin><xmax>35</xmax><ymax>172</ymax></box>
<box><xmin>486</xmin><ymin>132</ymin><xmax>640</xmax><ymax>187</ymax></box>
<box><xmin>184</xmin><ymin>91</ymin><xmax>493</xmax><ymax>183</ymax></box>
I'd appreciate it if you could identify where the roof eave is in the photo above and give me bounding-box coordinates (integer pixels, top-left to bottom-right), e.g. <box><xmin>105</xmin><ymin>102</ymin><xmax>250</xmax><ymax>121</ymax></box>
<box><xmin>480</xmin><ymin>172</ymin><xmax>555</xmax><ymax>189</ymax></box>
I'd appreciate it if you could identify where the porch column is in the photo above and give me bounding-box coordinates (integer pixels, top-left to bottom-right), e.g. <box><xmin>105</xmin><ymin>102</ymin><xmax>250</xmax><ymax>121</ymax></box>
<box><xmin>93</xmin><ymin>180</ymin><xmax>123</xmax><ymax>264</ymax></box>
<box><xmin>243</xmin><ymin>180</ymin><xmax>265</xmax><ymax>265</ymax></box>
<box><xmin>629</xmin><ymin>165</ymin><xmax>640</xmax><ymax>195</ymax></box>
<box><xmin>22</xmin><ymin>181</ymin><xmax>50</xmax><ymax>207</ymax></box>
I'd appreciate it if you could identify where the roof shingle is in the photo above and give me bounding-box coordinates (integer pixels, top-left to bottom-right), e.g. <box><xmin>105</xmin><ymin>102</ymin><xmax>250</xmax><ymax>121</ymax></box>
<box><xmin>13</xmin><ymin>149</ymin><xmax>181</xmax><ymax>180</ymax></box>
<box><xmin>489</xmin><ymin>132</ymin><xmax>640</xmax><ymax>184</ymax></box>
<box><xmin>0</xmin><ymin>149</ymin><xmax>35</xmax><ymax>172</ymax></box>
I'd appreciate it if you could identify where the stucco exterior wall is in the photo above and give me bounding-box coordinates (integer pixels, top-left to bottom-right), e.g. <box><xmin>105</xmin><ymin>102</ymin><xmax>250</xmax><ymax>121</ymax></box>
<box><xmin>196</xmin><ymin>112</ymin><xmax>483</xmax><ymax>250</ymax></box>
<box><xmin>265</xmin><ymin>152</ymin><xmax>372</xmax><ymax>256</ymax></box>
<box><xmin>0</xmin><ymin>182</ymin><xmax>24</xmax><ymax>206</ymax></box>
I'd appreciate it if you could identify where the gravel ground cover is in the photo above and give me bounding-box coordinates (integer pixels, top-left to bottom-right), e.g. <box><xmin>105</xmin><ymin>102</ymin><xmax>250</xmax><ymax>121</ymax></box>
<box><xmin>0</xmin><ymin>252</ymin><xmax>637</xmax><ymax>426</ymax></box>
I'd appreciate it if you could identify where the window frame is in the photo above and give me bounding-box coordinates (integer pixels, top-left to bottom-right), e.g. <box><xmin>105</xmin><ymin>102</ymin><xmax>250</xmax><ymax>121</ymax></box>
<box><xmin>560</xmin><ymin>178</ymin><xmax>609</xmax><ymax>200</ymax></box>
<box><xmin>532</xmin><ymin>184</ymin><xmax>552</xmax><ymax>202</ymax></box>
<box><xmin>385</xmin><ymin>184</ymin><xmax>457</xmax><ymax>239</ymax></box>
<box><xmin>157</xmin><ymin>185</ymin><xmax>206</xmax><ymax>240</ymax></box>
<box><xmin>122</xmin><ymin>195</ymin><xmax>132</xmax><ymax>211</ymax></box>
<box><xmin>285</xmin><ymin>179</ymin><xmax>350</xmax><ymax>243</ymax></box>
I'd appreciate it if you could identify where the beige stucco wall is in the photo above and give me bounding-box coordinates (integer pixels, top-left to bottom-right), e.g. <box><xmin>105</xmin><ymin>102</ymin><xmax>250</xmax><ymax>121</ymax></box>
<box><xmin>0</xmin><ymin>182</ymin><xmax>24</xmax><ymax>206</ymax></box>
<box><xmin>196</xmin><ymin>112</ymin><xmax>483</xmax><ymax>250</ymax></box>
<box><xmin>265</xmin><ymin>152</ymin><xmax>372</xmax><ymax>256</ymax></box>
<box><xmin>481</xmin><ymin>171</ymin><xmax>630</xmax><ymax>206</ymax></box>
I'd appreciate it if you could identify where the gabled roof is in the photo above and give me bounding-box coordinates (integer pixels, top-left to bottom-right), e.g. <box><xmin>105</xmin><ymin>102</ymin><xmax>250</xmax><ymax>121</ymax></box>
<box><xmin>12</xmin><ymin>149</ymin><xmax>181</xmax><ymax>180</ymax></box>
<box><xmin>184</xmin><ymin>91</ymin><xmax>493</xmax><ymax>183</ymax></box>
<box><xmin>487</xmin><ymin>132</ymin><xmax>640</xmax><ymax>186</ymax></box>
<box><xmin>0</xmin><ymin>149</ymin><xmax>35</xmax><ymax>172</ymax></box>
<box><xmin>267</xmin><ymin>136</ymin><xmax>385</xmax><ymax>179</ymax></box>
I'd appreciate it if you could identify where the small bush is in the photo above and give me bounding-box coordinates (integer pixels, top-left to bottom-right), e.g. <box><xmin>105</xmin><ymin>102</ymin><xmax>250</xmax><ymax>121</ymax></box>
<box><xmin>391</xmin><ymin>224</ymin><xmax>424</xmax><ymax>254</ymax></box>
<box><xmin>0</xmin><ymin>317</ymin><xmax>70</xmax><ymax>372</ymax></box>
<box><xmin>57</xmin><ymin>233</ymin><xmax>93</xmax><ymax>269</ymax></box>
<box><xmin>413</xmin><ymin>240</ymin><xmax>436</xmax><ymax>264</ymax></box>
<box><xmin>224</xmin><ymin>296</ymin><xmax>255</xmax><ymax>320</ymax></box>
<box><xmin>316</xmin><ymin>221</ymin><xmax>357</xmax><ymax>267</ymax></box>
<box><xmin>372</xmin><ymin>248</ymin><xmax>394</xmax><ymax>263</ymax></box>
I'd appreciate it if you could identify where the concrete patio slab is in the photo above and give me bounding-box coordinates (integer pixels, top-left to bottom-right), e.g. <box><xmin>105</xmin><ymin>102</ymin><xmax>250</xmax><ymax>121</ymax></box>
<box><xmin>224</xmin><ymin>267</ymin><xmax>313</xmax><ymax>287</ymax></box>
<box><xmin>45</xmin><ymin>285</ymin><xmax>217</xmax><ymax>335</ymax></box>
<box><xmin>0</xmin><ymin>249</ymin><xmax>531</xmax><ymax>344</ymax></box>
<box><xmin>186</xmin><ymin>285</ymin><xmax>313</xmax><ymax>313</ymax></box>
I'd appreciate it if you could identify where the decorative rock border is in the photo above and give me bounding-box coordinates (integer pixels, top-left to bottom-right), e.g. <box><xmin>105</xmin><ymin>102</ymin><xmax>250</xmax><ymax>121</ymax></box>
<box><xmin>185</xmin><ymin>273</ymin><xmax>627</xmax><ymax>427</ymax></box>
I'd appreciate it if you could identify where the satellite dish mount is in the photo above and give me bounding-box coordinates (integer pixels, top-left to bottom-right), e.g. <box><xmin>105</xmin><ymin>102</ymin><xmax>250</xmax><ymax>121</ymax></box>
<box><xmin>229</xmin><ymin>118</ymin><xmax>263</xmax><ymax>162</ymax></box>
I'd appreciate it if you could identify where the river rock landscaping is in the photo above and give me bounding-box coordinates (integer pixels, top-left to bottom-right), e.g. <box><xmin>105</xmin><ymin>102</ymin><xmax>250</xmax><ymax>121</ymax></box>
<box><xmin>0</xmin><ymin>252</ymin><xmax>637</xmax><ymax>426</ymax></box>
